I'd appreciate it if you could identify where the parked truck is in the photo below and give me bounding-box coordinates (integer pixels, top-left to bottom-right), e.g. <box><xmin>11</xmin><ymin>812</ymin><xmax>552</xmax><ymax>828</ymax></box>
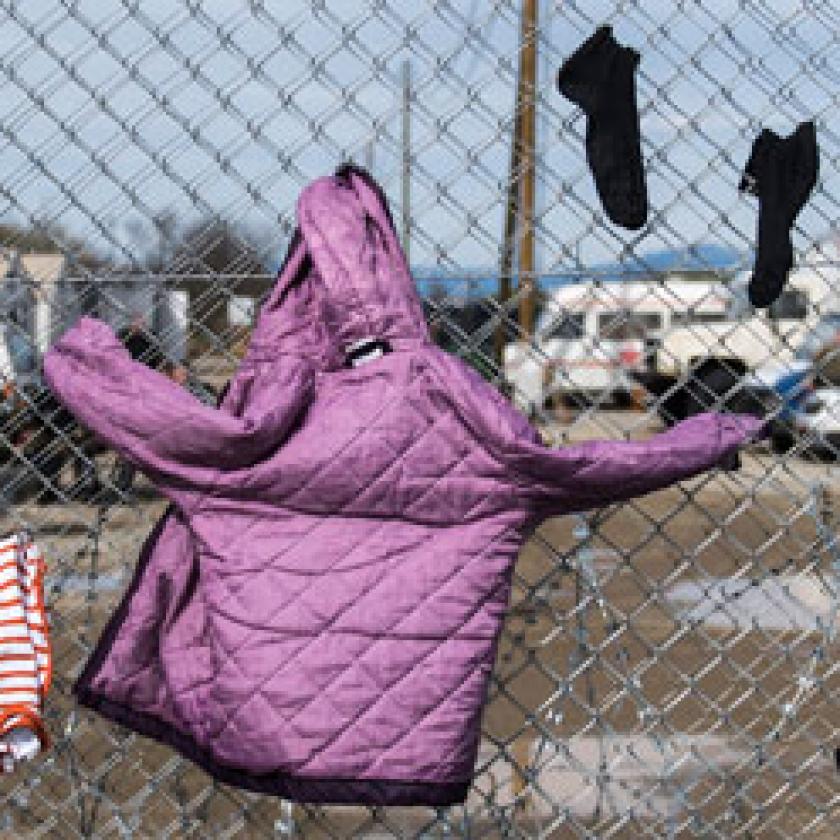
<box><xmin>502</xmin><ymin>238</ymin><xmax>840</xmax><ymax>424</ymax></box>
<box><xmin>503</xmin><ymin>269</ymin><xmax>732</xmax><ymax>415</ymax></box>
<box><xmin>638</xmin><ymin>255</ymin><xmax>840</xmax><ymax>425</ymax></box>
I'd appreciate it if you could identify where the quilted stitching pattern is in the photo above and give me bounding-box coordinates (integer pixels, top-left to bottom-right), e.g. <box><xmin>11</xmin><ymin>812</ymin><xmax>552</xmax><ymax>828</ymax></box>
<box><xmin>43</xmin><ymin>168</ymin><xmax>763</xmax><ymax>801</ymax></box>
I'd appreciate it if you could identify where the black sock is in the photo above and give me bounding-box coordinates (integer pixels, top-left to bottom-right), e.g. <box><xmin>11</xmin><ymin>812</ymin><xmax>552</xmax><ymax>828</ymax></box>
<box><xmin>557</xmin><ymin>25</ymin><xmax>647</xmax><ymax>230</ymax></box>
<box><xmin>739</xmin><ymin>121</ymin><xmax>819</xmax><ymax>309</ymax></box>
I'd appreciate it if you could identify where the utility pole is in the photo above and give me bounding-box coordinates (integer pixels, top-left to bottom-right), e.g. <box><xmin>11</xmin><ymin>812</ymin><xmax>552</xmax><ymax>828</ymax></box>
<box><xmin>518</xmin><ymin>0</ymin><xmax>537</xmax><ymax>339</ymax></box>
<box><xmin>494</xmin><ymin>95</ymin><xmax>522</xmax><ymax>368</ymax></box>
<box><xmin>402</xmin><ymin>59</ymin><xmax>412</xmax><ymax>267</ymax></box>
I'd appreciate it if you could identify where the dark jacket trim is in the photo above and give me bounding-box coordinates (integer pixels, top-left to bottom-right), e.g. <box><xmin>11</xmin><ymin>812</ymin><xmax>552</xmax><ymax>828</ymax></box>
<box><xmin>74</xmin><ymin>503</ymin><xmax>176</xmax><ymax>692</ymax></box>
<box><xmin>72</xmin><ymin>505</ymin><xmax>470</xmax><ymax>806</ymax></box>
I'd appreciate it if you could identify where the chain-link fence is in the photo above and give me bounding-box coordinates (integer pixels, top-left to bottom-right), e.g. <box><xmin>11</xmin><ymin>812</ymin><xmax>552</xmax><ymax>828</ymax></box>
<box><xmin>0</xmin><ymin>0</ymin><xmax>838</xmax><ymax>836</ymax></box>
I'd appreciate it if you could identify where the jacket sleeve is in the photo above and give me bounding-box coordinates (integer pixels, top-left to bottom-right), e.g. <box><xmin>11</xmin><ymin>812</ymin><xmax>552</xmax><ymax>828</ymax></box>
<box><xmin>423</xmin><ymin>347</ymin><xmax>765</xmax><ymax>517</ymax></box>
<box><xmin>504</xmin><ymin>411</ymin><xmax>764</xmax><ymax>516</ymax></box>
<box><xmin>42</xmin><ymin>317</ymin><xmax>315</xmax><ymax>507</ymax></box>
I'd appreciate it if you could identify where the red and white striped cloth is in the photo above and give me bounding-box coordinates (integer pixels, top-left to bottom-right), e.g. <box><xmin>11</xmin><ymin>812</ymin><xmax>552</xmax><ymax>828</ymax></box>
<box><xmin>0</xmin><ymin>533</ymin><xmax>51</xmax><ymax>773</ymax></box>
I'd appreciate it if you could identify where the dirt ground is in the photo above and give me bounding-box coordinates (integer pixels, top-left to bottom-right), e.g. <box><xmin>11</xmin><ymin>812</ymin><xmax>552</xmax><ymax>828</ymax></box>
<box><xmin>0</xmin><ymin>414</ymin><xmax>838</xmax><ymax>838</ymax></box>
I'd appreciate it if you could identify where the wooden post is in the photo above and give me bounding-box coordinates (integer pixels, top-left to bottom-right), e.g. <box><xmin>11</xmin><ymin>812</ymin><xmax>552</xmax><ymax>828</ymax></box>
<box><xmin>517</xmin><ymin>0</ymin><xmax>537</xmax><ymax>340</ymax></box>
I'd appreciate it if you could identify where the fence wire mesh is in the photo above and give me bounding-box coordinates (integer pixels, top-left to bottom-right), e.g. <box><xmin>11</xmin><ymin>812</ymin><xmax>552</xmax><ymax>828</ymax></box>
<box><xmin>0</xmin><ymin>0</ymin><xmax>838</xmax><ymax>837</ymax></box>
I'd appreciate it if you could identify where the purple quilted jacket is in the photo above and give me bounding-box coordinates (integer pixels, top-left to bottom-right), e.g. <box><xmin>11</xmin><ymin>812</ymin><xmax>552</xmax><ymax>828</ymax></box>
<box><xmin>43</xmin><ymin>167</ymin><xmax>762</xmax><ymax>806</ymax></box>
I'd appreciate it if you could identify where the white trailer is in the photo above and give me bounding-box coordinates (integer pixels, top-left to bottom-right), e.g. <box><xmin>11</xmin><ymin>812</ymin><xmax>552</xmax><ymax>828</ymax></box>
<box><xmin>641</xmin><ymin>240</ymin><xmax>840</xmax><ymax>423</ymax></box>
<box><xmin>503</xmin><ymin>237</ymin><xmax>840</xmax><ymax>419</ymax></box>
<box><xmin>653</xmin><ymin>268</ymin><xmax>833</xmax><ymax>380</ymax></box>
<box><xmin>503</xmin><ymin>271</ymin><xmax>731</xmax><ymax>413</ymax></box>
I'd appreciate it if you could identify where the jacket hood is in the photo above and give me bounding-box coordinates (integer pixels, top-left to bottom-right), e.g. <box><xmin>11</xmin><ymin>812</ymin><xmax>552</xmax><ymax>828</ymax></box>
<box><xmin>246</xmin><ymin>165</ymin><xmax>430</xmax><ymax>372</ymax></box>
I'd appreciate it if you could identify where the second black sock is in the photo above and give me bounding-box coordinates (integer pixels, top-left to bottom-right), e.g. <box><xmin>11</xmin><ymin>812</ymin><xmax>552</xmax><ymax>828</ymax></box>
<box><xmin>739</xmin><ymin>121</ymin><xmax>819</xmax><ymax>309</ymax></box>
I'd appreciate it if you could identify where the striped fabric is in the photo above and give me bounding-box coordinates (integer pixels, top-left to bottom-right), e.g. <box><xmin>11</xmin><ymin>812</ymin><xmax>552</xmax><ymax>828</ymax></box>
<box><xmin>0</xmin><ymin>533</ymin><xmax>51</xmax><ymax>772</ymax></box>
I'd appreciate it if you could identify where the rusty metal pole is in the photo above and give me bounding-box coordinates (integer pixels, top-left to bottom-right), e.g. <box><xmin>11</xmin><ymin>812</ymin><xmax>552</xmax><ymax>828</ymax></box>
<box><xmin>401</xmin><ymin>59</ymin><xmax>412</xmax><ymax>268</ymax></box>
<box><xmin>518</xmin><ymin>0</ymin><xmax>537</xmax><ymax>340</ymax></box>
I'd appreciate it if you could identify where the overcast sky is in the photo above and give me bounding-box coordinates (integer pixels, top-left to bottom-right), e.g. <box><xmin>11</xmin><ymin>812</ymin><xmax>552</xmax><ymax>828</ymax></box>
<box><xmin>0</xmin><ymin>0</ymin><xmax>836</xmax><ymax>280</ymax></box>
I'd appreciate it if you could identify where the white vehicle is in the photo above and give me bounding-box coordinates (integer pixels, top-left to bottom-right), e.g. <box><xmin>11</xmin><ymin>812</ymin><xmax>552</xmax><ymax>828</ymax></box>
<box><xmin>502</xmin><ymin>237</ymin><xmax>840</xmax><ymax>419</ymax></box>
<box><xmin>793</xmin><ymin>387</ymin><xmax>840</xmax><ymax>458</ymax></box>
<box><xmin>503</xmin><ymin>269</ymin><xmax>733</xmax><ymax>412</ymax></box>
<box><xmin>642</xmin><ymin>241</ymin><xmax>840</xmax><ymax>423</ymax></box>
<box><xmin>652</xmin><ymin>269</ymin><xmax>830</xmax><ymax>380</ymax></box>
